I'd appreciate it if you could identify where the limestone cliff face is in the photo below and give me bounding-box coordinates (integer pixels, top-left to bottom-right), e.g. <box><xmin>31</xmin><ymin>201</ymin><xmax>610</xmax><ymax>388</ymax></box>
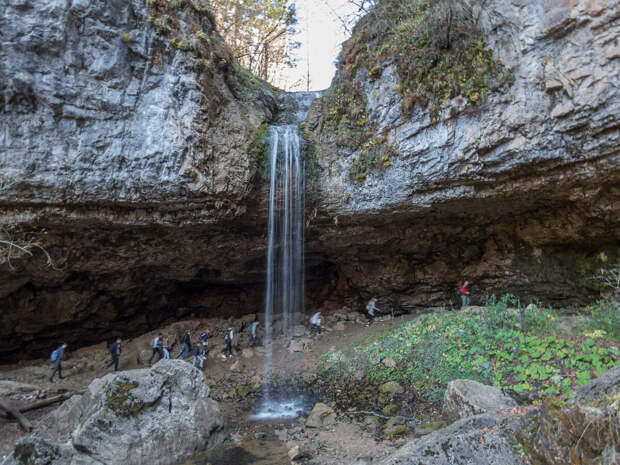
<box><xmin>0</xmin><ymin>0</ymin><xmax>278</xmax><ymax>360</ymax></box>
<box><xmin>305</xmin><ymin>0</ymin><xmax>620</xmax><ymax>310</ymax></box>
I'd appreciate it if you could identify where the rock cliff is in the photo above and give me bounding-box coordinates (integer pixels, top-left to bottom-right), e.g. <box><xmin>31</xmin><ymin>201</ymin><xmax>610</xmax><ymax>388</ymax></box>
<box><xmin>1</xmin><ymin>0</ymin><xmax>619</xmax><ymax>361</ymax></box>
<box><xmin>0</xmin><ymin>0</ymin><xmax>279</xmax><ymax>359</ymax></box>
<box><xmin>305</xmin><ymin>0</ymin><xmax>620</xmax><ymax>310</ymax></box>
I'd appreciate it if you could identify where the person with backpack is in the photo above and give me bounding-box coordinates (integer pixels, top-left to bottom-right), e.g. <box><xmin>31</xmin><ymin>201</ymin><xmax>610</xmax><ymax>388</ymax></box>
<box><xmin>192</xmin><ymin>341</ymin><xmax>206</xmax><ymax>369</ymax></box>
<box><xmin>106</xmin><ymin>338</ymin><xmax>121</xmax><ymax>372</ymax></box>
<box><xmin>49</xmin><ymin>343</ymin><xmax>68</xmax><ymax>382</ymax></box>
<box><xmin>308</xmin><ymin>312</ymin><xmax>321</xmax><ymax>338</ymax></box>
<box><xmin>460</xmin><ymin>281</ymin><xmax>471</xmax><ymax>308</ymax></box>
<box><xmin>178</xmin><ymin>330</ymin><xmax>191</xmax><ymax>360</ymax></box>
<box><xmin>162</xmin><ymin>337</ymin><xmax>170</xmax><ymax>359</ymax></box>
<box><xmin>148</xmin><ymin>333</ymin><xmax>163</xmax><ymax>366</ymax></box>
<box><xmin>223</xmin><ymin>327</ymin><xmax>234</xmax><ymax>358</ymax></box>
<box><xmin>199</xmin><ymin>330</ymin><xmax>209</xmax><ymax>346</ymax></box>
<box><xmin>247</xmin><ymin>321</ymin><xmax>260</xmax><ymax>347</ymax></box>
<box><xmin>365</xmin><ymin>298</ymin><xmax>383</xmax><ymax>327</ymax></box>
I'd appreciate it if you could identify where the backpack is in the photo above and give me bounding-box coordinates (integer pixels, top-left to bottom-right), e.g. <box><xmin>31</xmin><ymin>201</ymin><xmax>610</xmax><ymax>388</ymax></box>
<box><xmin>225</xmin><ymin>329</ymin><xmax>233</xmax><ymax>342</ymax></box>
<box><xmin>50</xmin><ymin>348</ymin><xmax>59</xmax><ymax>362</ymax></box>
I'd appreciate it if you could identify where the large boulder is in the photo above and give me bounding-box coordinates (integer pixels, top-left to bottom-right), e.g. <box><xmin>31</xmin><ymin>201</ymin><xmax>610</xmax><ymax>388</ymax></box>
<box><xmin>373</xmin><ymin>413</ymin><xmax>526</xmax><ymax>465</ymax></box>
<box><xmin>443</xmin><ymin>379</ymin><xmax>518</xmax><ymax>422</ymax></box>
<box><xmin>305</xmin><ymin>403</ymin><xmax>336</xmax><ymax>429</ymax></box>
<box><xmin>2</xmin><ymin>360</ymin><xmax>224</xmax><ymax>465</ymax></box>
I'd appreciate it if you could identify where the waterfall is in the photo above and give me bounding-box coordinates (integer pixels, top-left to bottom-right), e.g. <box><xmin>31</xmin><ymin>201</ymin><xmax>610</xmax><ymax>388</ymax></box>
<box><xmin>252</xmin><ymin>92</ymin><xmax>320</xmax><ymax>420</ymax></box>
<box><xmin>262</xmin><ymin>125</ymin><xmax>305</xmax><ymax>402</ymax></box>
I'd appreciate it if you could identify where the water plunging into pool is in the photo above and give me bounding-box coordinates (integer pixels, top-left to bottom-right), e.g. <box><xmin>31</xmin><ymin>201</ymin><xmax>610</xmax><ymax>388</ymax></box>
<box><xmin>251</xmin><ymin>92</ymin><xmax>321</xmax><ymax>421</ymax></box>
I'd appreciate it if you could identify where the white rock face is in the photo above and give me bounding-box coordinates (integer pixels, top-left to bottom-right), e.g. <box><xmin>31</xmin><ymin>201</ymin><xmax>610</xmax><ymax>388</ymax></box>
<box><xmin>0</xmin><ymin>0</ymin><xmax>272</xmax><ymax>206</ymax></box>
<box><xmin>442</xmin><ymin>379</ymin><xmax>518</xmax><ymax>422</ymax></box>
<box><xmin>314</xmin><ymin>0</ymin><xmax>619</xmax><ymax>213</ymax></box>
<box><xmin>3</xmin><ymin>360</ymin><xmax>224</xmax><ymax>465</ymax></box>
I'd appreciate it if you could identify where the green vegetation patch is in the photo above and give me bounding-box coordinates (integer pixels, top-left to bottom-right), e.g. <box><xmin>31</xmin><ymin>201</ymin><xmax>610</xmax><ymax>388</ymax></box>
<box><xmin>340</xmin><ymin>0</ymin><xmax>514</xmax><ymax>121</ymax></box>
<box><xmin>319</xmin><ymin>295</ymin><xmax>619</xmax><ymax>404</ymax></box>
<box><xmin>249</xmin><ymin>123</ymin><xmax>270</xmax><ymax>181</ymax></box>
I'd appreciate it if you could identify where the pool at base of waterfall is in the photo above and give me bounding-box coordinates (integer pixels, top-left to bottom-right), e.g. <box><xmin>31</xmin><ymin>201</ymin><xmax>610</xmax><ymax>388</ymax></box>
<box><xmin>180</xmin><ymin>439</ymin><xmax>290</xmax><ymax>465</ymax></box>
<box><xmin>249</xmin><ymin>395</ymin><xmax>314</xmax><ymax>421</ymax></box>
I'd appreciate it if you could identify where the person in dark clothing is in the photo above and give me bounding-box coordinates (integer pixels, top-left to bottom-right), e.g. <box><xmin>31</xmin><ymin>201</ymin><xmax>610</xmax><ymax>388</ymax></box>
<box><xmin>49</xmin><ymin>343</ymin><xmax>68</xmax><ymax>382</ymax></box>
<box><xmin>148</xmin><ymin>333</ymin><xmax>163</xmax><ymax>366</ymax></box>
<box><xmin>460</xmin><ymin>281</ymin><xmax>471</xmax><ymax>308</ymax></box>
<box><xmin>106</xmin><ymin>338</ymin><xmax>121</xmax><ymax>372</ymax></box>
<box><xmin>223</xmin><ymin>328</ymin><xmax>234</xmax><ymax>358</ymax></box>
<box><xmin>178</xmin><ymin>330</ymin><xmax>191</xmax><ymax>360</ymax></box>
<box><xmin>247</xmin><ymin>321</ymin><xmax>260</xmax><ymax>347</ymax></box>
<box><xmin>199</xmin><ymin>331</ymin><xmax>209</xmax><ymax>345</ymax></box>
<box><xmin>192</xmin><ymin>342</ymin><xmax>206</xmax><ymax>369</ymax></box>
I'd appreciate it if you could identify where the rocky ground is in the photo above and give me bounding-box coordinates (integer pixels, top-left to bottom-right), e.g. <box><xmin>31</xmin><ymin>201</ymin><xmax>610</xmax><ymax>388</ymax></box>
<box><xmin>0</xmin><ymin>309</ymin><xmax>424</xmax><ymax>464</ymax></box>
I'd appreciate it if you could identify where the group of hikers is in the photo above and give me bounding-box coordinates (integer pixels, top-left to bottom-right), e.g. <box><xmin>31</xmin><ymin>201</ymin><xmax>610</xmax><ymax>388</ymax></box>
<box><xmin>49</xmin><ymin>284</ymin><xmax>473</xmax><ymax>382</ymax></box>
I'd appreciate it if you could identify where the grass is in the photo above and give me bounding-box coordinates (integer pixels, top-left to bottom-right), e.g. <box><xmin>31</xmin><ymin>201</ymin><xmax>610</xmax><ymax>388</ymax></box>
<box><xmin>319</xmin><ymin>294</ymin><xmax>619</xmax><ymax>405</ymax></box>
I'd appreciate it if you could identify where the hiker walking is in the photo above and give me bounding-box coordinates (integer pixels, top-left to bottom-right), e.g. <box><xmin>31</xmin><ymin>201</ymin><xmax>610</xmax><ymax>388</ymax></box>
<box><xmin>162</xmin><ymin>337</ymin><xmax>170</xmax><ymax>359</ymax></box>
<box><xmin>148</xmin><ymin>333</ymin><xmax>163</xmax><ymax>366</ymax></box>
<box><xmin>365</xmin><ymin>297</ymin><xmax>383</xmax><ymax>327</ymax></box>
<box><xmin>309</xmin><ymin>312</ymin><xmax>321</xmax><ymax>338</ymax></box>
<box><xmin>178</xmin><ymin>329</ymin><xmax>191</xmax><ymax>360</ymax></box>
<box><xmin>49</xmin><ymin>343</ymin><xmax>68</xmax><ymax>382</ymax></box>
<box><xmin>107</xmin><ymin>338</ymin><xmax>121</xmax><ymax>372</ymax></box>
<box><xmin>223</xmin><ymin>327</ymin><xmax>234</xmax><ymax>358</ymax></box>
<box><xmin>460</xmin><ymin>281</ymin><xmax>471</xmax><ymax>308</ymax></box>
<box><xmin>199</xmin><ymin>330</ymin><xmax>209</xmax><ymax>346</ymax></box>
<box><xmin>192</xmin><ymin>341</ymin><xmax>206</xmax><ymax>369</ymax></box>
<box><xmin>247</xmin><ymin>321</ymin><xmax>260</xmax><ymax>347</ymax></box>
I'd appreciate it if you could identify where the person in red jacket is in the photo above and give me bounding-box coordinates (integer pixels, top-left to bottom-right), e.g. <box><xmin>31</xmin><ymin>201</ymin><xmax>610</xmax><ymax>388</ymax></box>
<box><xmin>460</xmin><ymin>281</ymin><xmax>470</xmax><ymax>308</ymax></box>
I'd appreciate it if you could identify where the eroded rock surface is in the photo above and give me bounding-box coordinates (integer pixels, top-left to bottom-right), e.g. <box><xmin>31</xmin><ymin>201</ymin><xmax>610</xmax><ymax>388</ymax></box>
<box><xmin>305</xmin><ymin>0</ymin><xmax>620</xmax><ymax>309</ymax></box>
<box><xmin>2</xmin><ymin>360</ymin><xmax>224</xmax><ymax>465</ymax></box>
<box><xmin>372</xmin><ymin>413</ymin><xmax>526</xmax><ymax>465</ymax></box>
<box><xmin>443</xmin><ymin>379</ymin><xmax>518</xmax><ymax>422</ymax></box>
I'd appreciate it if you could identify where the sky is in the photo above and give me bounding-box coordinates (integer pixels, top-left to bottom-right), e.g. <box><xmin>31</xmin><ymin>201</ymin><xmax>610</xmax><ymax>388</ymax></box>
<box><xmin>282</xmin><ymin>0</ymin><xmax>358</xmax><ymax>91</ymax></box>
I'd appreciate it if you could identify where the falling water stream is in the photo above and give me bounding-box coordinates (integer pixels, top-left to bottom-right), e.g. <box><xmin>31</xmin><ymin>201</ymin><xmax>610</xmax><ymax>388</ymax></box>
<box><xmin>251</xmin><ymin>92</ymin><xmax>320</xmax><ymax>421</ymax></box>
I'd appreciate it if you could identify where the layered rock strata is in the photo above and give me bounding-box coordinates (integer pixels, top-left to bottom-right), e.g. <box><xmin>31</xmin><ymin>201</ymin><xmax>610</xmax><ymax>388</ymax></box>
<box><xmin>1</xmin><ymin>0</ymin><xmax>619</xmax><ymax>361</ymax></box>
<box><xmin>305</xmin><ymin>0</ymin><xmax>620</xmax><ymax>310</ymax></box>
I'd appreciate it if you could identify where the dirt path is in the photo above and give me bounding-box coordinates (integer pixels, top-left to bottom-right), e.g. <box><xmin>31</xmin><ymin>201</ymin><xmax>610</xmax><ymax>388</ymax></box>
<box><xmin>0</xmin><ymin>311</ymin><xmax>421</xmax><ymax>462</ymax></box>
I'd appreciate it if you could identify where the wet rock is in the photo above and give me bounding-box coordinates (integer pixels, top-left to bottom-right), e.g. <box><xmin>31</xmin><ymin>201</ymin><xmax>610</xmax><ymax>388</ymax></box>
<box><xmin>293</xmin><ymin>325</ymin><xmax>307</xmax><ymax>338</ymax></box>
<box><xmin>382</xmin><ymin>404</ymin><xmax>401</xmax><ymax>416</ymax></box>
<box><xmin>379</xmin><ymin>381</ymin><xmax>403</xmax><ymax>394</ymax></box>
<box><xmin>362</xmin><ymin>415</ymin><xmax>380</xmax><ymax>434</ymax></box>
<box><xmin>288</xmin><ymin>340</ymin><xmax>307</xmax><ymax>353</ymax></box>
<box><xmin>414</xmin><ymin>421</ymin><xmax>447</xmax><ymax>437</ymax></box>
<box><xmin>305</xmin><ymin>403</ymin><xmax>336</xmax><ymax>429</ymax></box>
<box><xmin>3</xmin><ymin>360</ymin><xmax>224</xmax><ymax>465</ymax></box>
<box><xmin>374</xmin><ymin>414</ymin><xmax>525</xmax><ymax>465</ymax></box>
<box><xmin>288</xmin><ymin>444</ymin><xmax>311</xmax><ymax>460</ymax></box>
<box><xmin>384</xmin><ymin>417</ymin><xmax>409</xmax><ymax>439</ymax></box>
<box><xmin>443</xmin><ymin>379</ymin><xmax>517</xmax><ymax>422</ymax></box>
<box><xmin>334</xmin><ymin>321</ymin><xmax>346</xmax><ymax>331</ymax></box>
